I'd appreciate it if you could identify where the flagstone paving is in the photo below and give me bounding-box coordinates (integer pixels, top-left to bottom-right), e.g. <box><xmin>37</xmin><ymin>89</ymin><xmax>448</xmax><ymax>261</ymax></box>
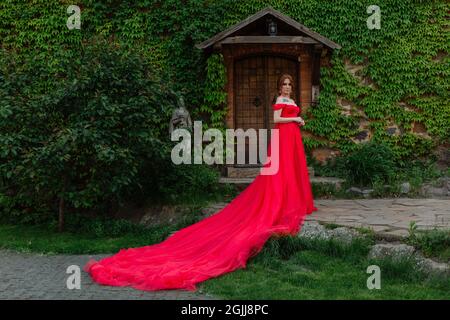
<box><xmin>305</xmin><ymin>198</ymin><xmax>450</xmax><ymax>238</ymax></box>
<box><xmin>0</xmin><ymin>250</ymin><xmax>218</xmax><ymax>300</ymax></box>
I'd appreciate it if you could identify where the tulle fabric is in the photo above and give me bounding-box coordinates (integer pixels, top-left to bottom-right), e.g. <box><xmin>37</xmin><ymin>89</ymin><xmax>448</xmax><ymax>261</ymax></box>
<box><xmin>84</xmin><ymin>102</ymin><xmax>318</xmax><ymax>291</ymax></box>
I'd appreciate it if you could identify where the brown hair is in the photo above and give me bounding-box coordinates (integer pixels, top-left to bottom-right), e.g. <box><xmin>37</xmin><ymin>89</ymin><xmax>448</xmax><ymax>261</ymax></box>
<box><xmin>277</xmin><ymin>74</ymin><xmax>294</xmax><ymax>95</ymax></box>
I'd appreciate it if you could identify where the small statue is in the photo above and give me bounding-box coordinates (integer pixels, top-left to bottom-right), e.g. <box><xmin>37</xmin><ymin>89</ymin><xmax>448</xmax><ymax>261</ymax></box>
<box><xmin>169</xmin><ymin>90</ymin><xmax>192</xmax><ymax>136</ymax></box>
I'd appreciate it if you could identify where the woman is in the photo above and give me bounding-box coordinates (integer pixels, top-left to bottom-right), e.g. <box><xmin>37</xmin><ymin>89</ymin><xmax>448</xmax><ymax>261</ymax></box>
<box><xmin>84</xmin><ymin>74</ymin><xmax>318</xmax><ymax>291</ymax></box>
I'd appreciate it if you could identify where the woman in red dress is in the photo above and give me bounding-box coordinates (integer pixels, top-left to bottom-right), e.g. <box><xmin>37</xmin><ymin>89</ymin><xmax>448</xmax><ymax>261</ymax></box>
<box><xmin>84</xmin><ymin>74</ymin><xmax>318</xmax><ymax>291</ymax></box>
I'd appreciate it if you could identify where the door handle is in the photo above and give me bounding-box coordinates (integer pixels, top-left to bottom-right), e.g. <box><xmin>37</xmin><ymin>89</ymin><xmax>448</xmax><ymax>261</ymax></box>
<box><xmin>253</xmin><ymin>96</ymin><xmax>261</xmax><ymax>107</ymax></box>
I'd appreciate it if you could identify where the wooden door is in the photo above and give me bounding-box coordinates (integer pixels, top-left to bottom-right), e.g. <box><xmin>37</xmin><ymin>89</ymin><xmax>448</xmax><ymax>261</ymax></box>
<box><xmin>234</xmin><ymin>55</ymin><xmax>298</xmax><ymax>165</ymax></box>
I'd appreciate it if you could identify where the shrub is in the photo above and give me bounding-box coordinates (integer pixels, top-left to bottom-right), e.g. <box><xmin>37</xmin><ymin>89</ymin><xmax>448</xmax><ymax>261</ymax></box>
<box><xmin>343</xmin><ymin>141</ymin><xmax>396</xmax><ymax>187</ymax></box>
<box><xmin>0</xmin><ymin>39</ymin><xmax>174</xmax><ymax>230</ymax></box>
<box><xmin>156</xmin><ymin>163</ymin><xmax>221</xmax><ymax>203</ymax></box>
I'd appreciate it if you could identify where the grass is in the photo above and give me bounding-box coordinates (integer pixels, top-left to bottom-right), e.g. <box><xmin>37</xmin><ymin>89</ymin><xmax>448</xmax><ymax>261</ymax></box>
<box><xmin>0</xmin><ymin>223</ymin><xmax>168</xmax><ymax>255</ymax></box>
<box><xmin>198</xmin><ymin>236</ymin><xmax>450</xmax><ymax>299</ymax></box>
<box><xmin>407</xmin><ymin>228</ymin><xmax>450</xmax><ymax>263</ymax></box>
<box><xmin>0</xmin><ymin>208</ymin><xmax>207</xmax><ymax>255</ymax></box>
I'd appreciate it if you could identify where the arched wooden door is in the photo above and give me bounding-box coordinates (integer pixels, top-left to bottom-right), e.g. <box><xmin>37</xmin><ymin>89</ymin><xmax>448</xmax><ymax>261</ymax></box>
<box><xmin>234</xmin><ymin>55</ymin><xmax>299</xmax><ymax>165</ymax></box>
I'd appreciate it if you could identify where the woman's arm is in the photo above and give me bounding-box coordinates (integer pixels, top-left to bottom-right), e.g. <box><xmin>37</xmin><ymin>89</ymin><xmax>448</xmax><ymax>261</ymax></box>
<box><xmin>273</xmin><ymin>109</ymin><xmax>305</xmax><ymax>125</ymax></box>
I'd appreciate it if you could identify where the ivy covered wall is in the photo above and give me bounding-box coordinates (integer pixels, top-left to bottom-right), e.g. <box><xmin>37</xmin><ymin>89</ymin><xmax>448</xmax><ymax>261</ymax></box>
<box><xmin>0</xmin><ymin>0</ymin><xmax>448</xmax><ymax>164</ymax></box>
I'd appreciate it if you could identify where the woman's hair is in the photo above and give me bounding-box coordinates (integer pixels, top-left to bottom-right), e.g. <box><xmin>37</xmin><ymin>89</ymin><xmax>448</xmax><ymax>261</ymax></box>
<box><xmin>277</xmin><ymin>74</ymin><xmax>294</xmax><ymax>94</ymax></box>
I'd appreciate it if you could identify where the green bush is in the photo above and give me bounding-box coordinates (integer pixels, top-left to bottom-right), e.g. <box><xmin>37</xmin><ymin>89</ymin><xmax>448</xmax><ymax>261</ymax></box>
<box><xmin>0</xmin><ymin>37</ymin><xmax>232</xmax><ymax>229</ymax></box>
<box><xmin>0</xmin><ymin>39</ymin><xmax>174</xmax><ymax>228</ymax></box>
<box><xmin>343</xmin><ymin>141</ymin><xmax>396</xmax><ymax>187</ymax></box>
<box><xmin>156</xmin><ymin>163</ymin><xmax>221</xmax><ymax>203</ymax></box>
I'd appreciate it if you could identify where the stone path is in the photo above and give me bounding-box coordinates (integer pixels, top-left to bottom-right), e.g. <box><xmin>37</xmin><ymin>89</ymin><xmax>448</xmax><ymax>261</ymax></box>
<box><xmin>0</xmin><ymin>250</ymin><xmax>218</xmax><ymax>300</ymax></box>
<box><xmin>204</xmin><ymin>198</ymin><xmax>450</xmax><ymax>239</ymax></box>
<box><xmin>306</xmin><ymin>198</ymin><xmax>450</xmax><ymax>238</ymax></box>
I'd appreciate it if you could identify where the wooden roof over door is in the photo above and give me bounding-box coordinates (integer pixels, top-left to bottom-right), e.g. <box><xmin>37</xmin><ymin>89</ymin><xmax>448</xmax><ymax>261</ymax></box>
<box><xmin>195</xmin><ymin>6</ymin><xmax>341</xmax><ymax>50</ymax></box>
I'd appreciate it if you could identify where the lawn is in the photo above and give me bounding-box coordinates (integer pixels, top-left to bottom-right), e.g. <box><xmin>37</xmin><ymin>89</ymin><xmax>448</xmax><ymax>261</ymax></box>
<box><xmin>198</xmin><ymin>237</ymin><xmax>450</xmax><ymax>299</ymax></box>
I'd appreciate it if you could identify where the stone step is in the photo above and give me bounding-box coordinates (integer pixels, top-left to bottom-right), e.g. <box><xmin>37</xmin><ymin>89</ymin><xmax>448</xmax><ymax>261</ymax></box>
<box><xmin>226</xmin><ymin>166</ymin><xmax>315</xmax><ymax>178</ymax></box>
<box><xmin>227</xmin><ymin>166</ymin><xmax>261</xmax><ymax>178</ymax></box>
<box><xmin>219</xmin><ymin>176</ymin><xmax>344</xmax><ymax>190</ymax></box>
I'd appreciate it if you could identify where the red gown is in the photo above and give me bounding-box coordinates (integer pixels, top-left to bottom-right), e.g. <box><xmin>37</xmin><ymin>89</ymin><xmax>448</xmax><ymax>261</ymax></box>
<box><xmin>84</xmin><ymin>100</ymin><xmax>318</xmax><ymax>291</ymax></box>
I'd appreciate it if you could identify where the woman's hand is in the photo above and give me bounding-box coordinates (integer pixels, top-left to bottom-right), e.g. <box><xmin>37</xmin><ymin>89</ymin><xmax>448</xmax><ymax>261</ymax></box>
<box><xmin>295</xmin><ymin>117</ymin><xmax>305</xmax><ymax>126</ymax></box>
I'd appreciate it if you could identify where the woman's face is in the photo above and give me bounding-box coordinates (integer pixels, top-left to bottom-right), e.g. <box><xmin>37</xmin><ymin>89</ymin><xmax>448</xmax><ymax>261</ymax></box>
<box><xmin>280</xmin><ymin>78</ymin><xmax>292</xmax><ymax>96</ymax></box>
